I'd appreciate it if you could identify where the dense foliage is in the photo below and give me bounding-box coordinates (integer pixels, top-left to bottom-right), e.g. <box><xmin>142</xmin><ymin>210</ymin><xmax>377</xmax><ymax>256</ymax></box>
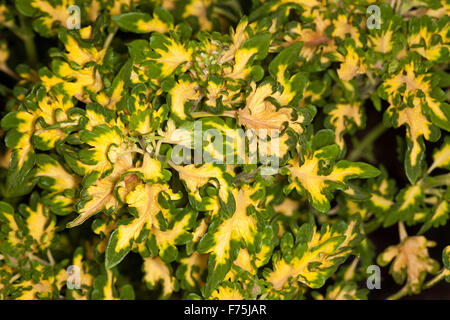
<box><xmin>0</xmin><ymin>0</ymin><xmax>449</xmax><ymax>300</ymax></box>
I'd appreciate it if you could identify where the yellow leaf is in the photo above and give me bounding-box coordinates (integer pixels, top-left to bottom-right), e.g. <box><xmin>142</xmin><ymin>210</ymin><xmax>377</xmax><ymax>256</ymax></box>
<box><xmin>337</xmin><ymin>45</ymin><xmax>366</xmax><ymax>81</ymax></box>
<box><xmin>267</xmin><ymin>221</ymin><xmax>358</xmax><ymax>290</ymax></box>
<box><xmin>143</xmin><ymin>257</ymin><xmax>175</xmax><ymax>298</ymax></box>
<box><xmin>378</xmin><ymin>234</ymin><xmax>439</xmax><ymax>295</ymax></box>
<box><xmin>24</xmin><ymin>202</ymin><xmax>55</xmax><ymax>250</ymax></box>
<box><xmin>327</xmin><ymin>102</ymin><xmax>363</xmax><ymax>149</ymax></box>
<box><xmin>210</xmin><ymin>284</ymin><xmax>243</xmax><ymax>300</ymax></box>
<box><xmin>237</xmin><ymin>82</ymin><xmax>303</xmax><ymax>134</ymax></box>
<box><xmin>68</xmin><ymin>153</ymin><xmax>133</xmax><ymax>227</ymax></box>
<box><xmin>170</xmin><ymin>162</ymin><xmax>233</xmax><ymax>205</ymax></box>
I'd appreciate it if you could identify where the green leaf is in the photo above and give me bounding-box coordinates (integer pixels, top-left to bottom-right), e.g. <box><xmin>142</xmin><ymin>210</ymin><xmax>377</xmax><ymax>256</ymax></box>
<box><xmin>112</xmin><ymin>8</ymin><xmax>173</xmax><ymax>34</ymax></box>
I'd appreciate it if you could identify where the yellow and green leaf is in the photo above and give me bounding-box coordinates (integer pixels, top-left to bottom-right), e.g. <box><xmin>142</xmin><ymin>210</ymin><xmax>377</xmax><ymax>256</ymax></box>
<box><xmin>266</xmin><ymin>220</ymin><xmax>360</xmax><ymax>293</ymax></box>
<box><xmin>378</xmin><ymin>234</ymin><xmax>440</xmax><ymax>295</ymax></box>
<box><xmin>285</xmin><ymin>142</ymin><xmax>380</xmax><ymax>213</ymax></box>
<box><xmin>197</xmin><ymin>185</ymin><xmax>262</xmax><ymax>297</ymax></box>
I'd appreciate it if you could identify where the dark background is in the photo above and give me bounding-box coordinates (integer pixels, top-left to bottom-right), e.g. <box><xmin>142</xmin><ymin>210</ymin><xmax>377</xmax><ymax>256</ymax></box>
<box><xmin>0</xmin><ymin>0</ymin><xmax>448</xmax><ymax>300</ymax></box>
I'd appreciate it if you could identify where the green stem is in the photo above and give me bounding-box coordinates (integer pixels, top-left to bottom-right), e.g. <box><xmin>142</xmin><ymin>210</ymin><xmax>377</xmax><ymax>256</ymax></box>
<box><xmin>424</xmin><ymin>269</ymin><xmax>449</xmax><ymax>289</ymax></box>
<box><xmin>103</xmin><ymin>27</ymin><xmax>118</xmax><ymax>50</ymax></box>
<box><xmin>191</xmin><ymin>111</ymin><xmax>237</xmax><ymax>119</ymax></box>
<box><xmin>348</xmin><ymin>123</ymin><xmax>388</xmax><ymax>161</ymax></box>
<box><xmin>191</xmin><ymin>112</ymin><xmax>214</xmax><ymax>118</ymax></box>
<box><xmin>4</xmin><ymin>23</ymin><xmax>25</xmax><ymax>42</ymax></box>
<box><xmin>23</xmin><ymin>35</ymin><xmax>38</xmax><ymax>66</ymax></box>
<box><xmin>387</xmin><ymin>286</ymin><xmax>408</xmax><ymax>300</ymax></box>
<box><xmin>422</xmin><ymin>173</ymin><xmax>450</xmax><ymax>189</ymax></box>
<box><xmin>18</xmin><ymin>14</ymin><xmax>38</xmax><ymax>66</ymax></box>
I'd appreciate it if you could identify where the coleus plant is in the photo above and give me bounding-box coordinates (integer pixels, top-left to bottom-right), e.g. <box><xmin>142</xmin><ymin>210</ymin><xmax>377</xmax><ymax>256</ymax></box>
<box><xmin>0</xmin><ymin>0</ymin><xmax>448</xmax><ymax>300</ymax></box>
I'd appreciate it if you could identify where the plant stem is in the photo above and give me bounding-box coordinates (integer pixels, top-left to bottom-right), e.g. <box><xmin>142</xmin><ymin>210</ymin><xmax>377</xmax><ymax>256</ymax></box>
<box><xmin>26</xmin><ymin>253</ymin><xmax>49</xmax><ymax>265</ymax></box>
<box><xmin>422</xmin><ymin>173</ymin><xmax>450</xmax><ymax>189</ymax></box>
<box><xmin>387</xmin><ymin>286</ymin><xmax>408</xmax><ymax>300</ymax></box>
<box><xmin>424</xmin><ymin>197</ymin><xmax>438</xmax><ymax>205</ymax></box>
<box><xmin>191</xmin><ymin>112</ymin><xmax>213</xmax><ymax>118</ymax></box>
<box><xmin>398</xmin><ymin>221</ymin><xmax>408</xmax><ymax>241</ymax></box>
<box><xmin>23</xmin><ymin>35</ymin><xmax>38</xmax><ymax>66</ymax></box>
<box><xmin>191</xmin><ymin>111</ymin><xmax>237</xmax><ymax>118</ymax></box>
<box><xmin>424</xmin><ymin>269</ymin><xmax>449</xmax><ymax>289</ymax></box>
<box><xmin>18</xmin><ymin>14</ymin><xmax>38</xmax><ymax>66</ymax></box>
<box><xmin>9</xmin><ymin>273</ymin><xmax>21</xmax><ymax>284</ymax></box>
<box><xmin>3</xmin><ymin>16</ymin><xmax>37</xmax><ymax>66</ymax></box>
<box><xmin>0</xmin><ymin>65</ymin><xmax>20</xmax><ymax>80</ymax></box>
<box><xmin>47</xmin><ymin>249</ymin><xmax>55</xmax><ymax>266</ymax></box>
<box><xmin>348</xmin><ymin>123</ymin><xmax>388</xmax><ymax>161</ymax></box>
<box><xmin>103</xmin><ymin>27</ymin><xmax>118</xmax><ymax>51</ymax></box>
<box><xmin>155</xmin><ymin>140</ymin><xmax>163</xmax><ymax>156</ymax></box>
<box><xmin>343</xmin><ymin>258</ymin><xmax>359</xmax><ymax>281</ymax></box>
